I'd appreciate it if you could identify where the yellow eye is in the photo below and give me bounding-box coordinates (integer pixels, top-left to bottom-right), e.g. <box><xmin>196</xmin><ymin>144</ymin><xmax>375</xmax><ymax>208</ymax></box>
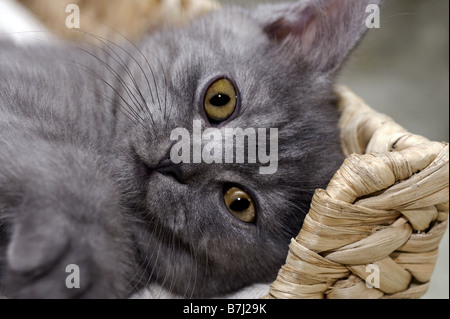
<box><xmin>224</xmin><ymin>187</ymin><xmax>256</xmax><ymax>223</ymax></box>
<box><xmin>204</xmin><ymin>78</ymin><xmax>237</xmax><ymax>122</ymax></box>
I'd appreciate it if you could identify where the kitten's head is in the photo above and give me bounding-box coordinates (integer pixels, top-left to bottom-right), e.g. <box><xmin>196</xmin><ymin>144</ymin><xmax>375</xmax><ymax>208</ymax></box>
<box><xmin>112</xmin><ymin>0</ymin><xmax>378</xmax><ymax>297</ymax></box>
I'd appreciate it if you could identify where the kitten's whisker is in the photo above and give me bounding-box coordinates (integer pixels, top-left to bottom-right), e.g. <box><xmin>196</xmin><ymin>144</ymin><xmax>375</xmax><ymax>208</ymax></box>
<box><xmin>187</xmin><ymin>244</ymin><xmax>199</xmax><ymax>299</ymax></box>
<box><xmin>84</xmin><ymin>86</ymin><xmax>141</xmax><ymax>129</ymax></box>
<box><xmin>168</xmin><ymin>228</ymin><xmax>183</xmax><ymax>296</ymax></box>
<box><xmin>151</xmin><ymin>228</ymin><xmax>170</xmax><ymax>298</ymax></box>
<box><xmin>78</xmin><ymin>44</ymin><xmax>143</xmax><ymax>104</ymax></box>
<box><xmin>74</xmin><ymin>29</ymin><xmax>157</xmax><ymax>107</ymax></box>
<box><xmin>165</xmin><ymin>98</ymin><xmax>175</xmax><ymax>130</ymax></box>
<box><xmin>85</xmin><ymin>36</ymin><xmax>156</xmax><ymax>126</ymax></box>
<box><xmin>147</xmin><ymin>51</ymin><xmax>169</xmax><ymax>122</ymax></box>
<box><xmin>192</xmin><ymin>229</ymin><xmax>208</xmax><ymax>293</ymax></box>
<box><xmin>161</xmin><ymin>63</ymin><xmax>169</xmax><ymax>124</ymax></box>
<box><xmin>72</xmin><ymin>52</ymin><xmax>143</xmax><ymax>125</ymax></box>
<box><xmin>157</xmin><ymin>208</ymin><xmax>179</xmax><ymax>296</ymax></box>
<box><xmin>127</xmin><ymin>211</ymin><xmax>161</xmax><ymax>292</ymax></box>
<box><xmin>120</xmin><ymin>207</ymin><xmax>154</xmax><ymax>294</ymax></box>
<box><xmin>79</xmin><ymin>31</ymin><xmax>158</xmax><ymax>127</ymax></box>
<box><xmin>99</xmin><ymin>30</ymin><xmax>169</xmax><ymax>137</ymax></box>
<box><xmin>138</xmin><ymin>213</ymin><xmax>169</xmax><ymax>293</ymax></box>
<box><xmin>96</xmin><ymin>91</ymin><xmax>142</xmax><ymax>129</ymax></box>
<box><xmin>166</xmin><ymin>211</ymin><xmax>180</xmax><ymax>295</ymax></box>
<box><xmin>125</xmin><ymin>42</ymin><xmax>164</xmax><ymax>116</ymax></box>
<box><xmin>182</xmin><ymin>218</ymin><xmax>199</xmax><ymax>299</ymax></box>
<box><xmin>72</xmin><ymin>61</ymin><xmax>146</xmax><ymax>128</ymax></box>
<box><xmin>146</xmin><ymin>55</ymin><xmax>163</xmax><ymax>114</ymax></box>
<box><xmin>77</xmin><ymin>48</ymin><xmax>147</xmax><ymax>125</ymax></box>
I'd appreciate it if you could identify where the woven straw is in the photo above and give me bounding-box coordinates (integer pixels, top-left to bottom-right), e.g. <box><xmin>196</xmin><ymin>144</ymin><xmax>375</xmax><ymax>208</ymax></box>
<box><xmin>266</xmin><ymin>86</ymin><xmax>449</xmax><ymax>299</ymax></box>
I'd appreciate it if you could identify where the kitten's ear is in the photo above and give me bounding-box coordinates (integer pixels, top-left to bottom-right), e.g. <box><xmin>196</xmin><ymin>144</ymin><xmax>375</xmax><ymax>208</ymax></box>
<box><xmin>257</xmin><ymin>0</ymin><xmax>380</xmax><ymax>75</ymax></box>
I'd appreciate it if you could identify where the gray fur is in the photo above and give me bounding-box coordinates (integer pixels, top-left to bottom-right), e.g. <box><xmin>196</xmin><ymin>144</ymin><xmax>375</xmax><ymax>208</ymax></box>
<box><xmin>0</xmin><ymin>0</ymin><xmax>377</xmax><ymax>298</ymax></box>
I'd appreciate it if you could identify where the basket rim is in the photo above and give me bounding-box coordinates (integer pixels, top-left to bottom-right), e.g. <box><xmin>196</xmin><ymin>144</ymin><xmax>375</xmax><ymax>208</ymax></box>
<box><xmin>266</xmin><ymin>87</ymin><xmax>449</xmax><ymax>299</ymax></box>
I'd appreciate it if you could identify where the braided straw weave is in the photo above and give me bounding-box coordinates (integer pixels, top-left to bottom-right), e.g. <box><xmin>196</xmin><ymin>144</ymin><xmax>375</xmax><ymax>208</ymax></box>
<box><xmin>266</xmin><ymin>86</ymin><xmax>449</xmax><ymax>299</ymax></box>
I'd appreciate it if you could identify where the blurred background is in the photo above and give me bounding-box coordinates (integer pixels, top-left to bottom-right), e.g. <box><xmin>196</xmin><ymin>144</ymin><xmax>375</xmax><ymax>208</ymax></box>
<box><xmin>223</xmin><ymin>0</ymin><xmax>449</xmax><ymax>299</ymax></box>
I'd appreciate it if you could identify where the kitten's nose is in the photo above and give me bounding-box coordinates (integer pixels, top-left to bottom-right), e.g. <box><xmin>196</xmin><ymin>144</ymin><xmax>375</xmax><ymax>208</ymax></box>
<box><xmin>155</xmin><ymin>155</ymin><xmax>173</xmax><ymax>170</ymax></box>
<box><xmin>155</xmin><ymin>155</ymin><xmax>184</xmax><ymax>182</ymax></box>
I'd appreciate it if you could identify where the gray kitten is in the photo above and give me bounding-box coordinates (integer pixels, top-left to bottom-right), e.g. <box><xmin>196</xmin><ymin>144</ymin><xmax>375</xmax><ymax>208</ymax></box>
<box><xmin>0</xmin><ymin>0</ymin><xmax>377</xmax><ymax>298</ymax></box>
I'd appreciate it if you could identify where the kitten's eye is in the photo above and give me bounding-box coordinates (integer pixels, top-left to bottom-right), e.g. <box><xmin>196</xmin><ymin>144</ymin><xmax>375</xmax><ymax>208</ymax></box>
<box><xmin>224</xmin><ymin>187</ymin><xmax>256</xmax><ymax>223</ymax></box>
<box><xmin>204</xmin><ymin>78</ymin><xmax>237</xmax><ymax>123</ymax></box>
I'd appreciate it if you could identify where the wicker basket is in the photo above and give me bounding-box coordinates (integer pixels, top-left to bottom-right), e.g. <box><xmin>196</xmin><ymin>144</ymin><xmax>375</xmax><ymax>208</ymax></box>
<box><xmin>266</xmin><ymin>86</ymin><xmax>449</xmax><ymax>299</ymax></box>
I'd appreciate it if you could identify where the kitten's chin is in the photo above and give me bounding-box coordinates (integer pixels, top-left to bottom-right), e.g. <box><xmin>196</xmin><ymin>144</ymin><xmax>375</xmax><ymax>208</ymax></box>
<box><xmin>144</xmin><ymin>172</ymin><xmax>189</xmax><ymax>234</ymax></box>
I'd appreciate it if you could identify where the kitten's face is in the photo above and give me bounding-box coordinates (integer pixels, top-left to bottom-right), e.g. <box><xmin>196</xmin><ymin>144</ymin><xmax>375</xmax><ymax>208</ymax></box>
<box><xmin>112</xmin><ymin>0</ymin><xmax>374</xmax><ymax>297</ymax></box>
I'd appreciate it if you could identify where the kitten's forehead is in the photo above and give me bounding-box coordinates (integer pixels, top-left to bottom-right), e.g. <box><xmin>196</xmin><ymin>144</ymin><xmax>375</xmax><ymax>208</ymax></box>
<box><xmin>186</xmin><ymin>7</ymin><xmax>266</xmax><ymax>48</ymax></box>
<box><xmin>136</xmin><ymin>8</ymin><xmax>280</xmax><ymax>109</ymax></box>
<box><xmin>144</xmin><ymin>7</ymin><xmax>267</xmax><ymax>63</ymax></box>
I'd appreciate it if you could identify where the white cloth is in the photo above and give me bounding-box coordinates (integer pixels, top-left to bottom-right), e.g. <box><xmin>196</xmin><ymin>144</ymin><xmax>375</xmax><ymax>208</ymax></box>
<box><xmin>0</xmin><ymin>0</ymin><xmax>51</xmax><ymax>44</ymax></box>
<box><xmin>133</xmin><ymin>283</ymin><xmax>271</xmax><ymax>299</ymax></box>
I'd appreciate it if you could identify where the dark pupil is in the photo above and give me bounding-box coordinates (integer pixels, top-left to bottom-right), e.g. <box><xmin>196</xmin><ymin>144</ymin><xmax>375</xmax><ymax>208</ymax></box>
<box><xmin>209</xmin><ymin>94</ymin><xmax>231</xmax><ymax>107</ymax></box>
<box><xmin>230</xmin><ymin>198</ymin><xmax>251</xmax><ymax>212</ymax></box>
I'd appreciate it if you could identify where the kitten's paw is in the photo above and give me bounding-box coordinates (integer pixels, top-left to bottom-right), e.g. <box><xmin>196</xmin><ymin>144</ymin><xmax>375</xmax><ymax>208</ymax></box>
<box><xmin>4</xmin><ymin>212</ymin><xmax>124</xmax><ymax>299</ymax></box>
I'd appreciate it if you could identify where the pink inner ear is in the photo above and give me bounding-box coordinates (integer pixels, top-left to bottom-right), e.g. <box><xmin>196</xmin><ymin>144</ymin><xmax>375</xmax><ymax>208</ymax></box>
<box><xmin>263</xmin><ymin>6</ymin><xmax>318</xmax><ymax>46</ymax></box>
<box><xmin>262</xmin><ymin>0</ymin><xmax>376</xmax><ymax>74</ymax></box>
